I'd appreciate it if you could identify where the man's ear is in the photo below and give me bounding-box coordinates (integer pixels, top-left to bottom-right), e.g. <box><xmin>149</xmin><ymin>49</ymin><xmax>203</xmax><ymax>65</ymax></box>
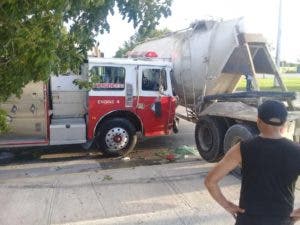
<box><xmin>256</xmin><ymin>118</ymin><xmax>261</xmax><ymax>126</ymax></box>
<box><xmin>256</xmin><ymin>118</ymin><xmax>263</xmax><ymax>131</ymax></box>
<box><xmin>279</xmin><ymin>123</ymin><xmax>287</xmax><ymax>134</ymax></box>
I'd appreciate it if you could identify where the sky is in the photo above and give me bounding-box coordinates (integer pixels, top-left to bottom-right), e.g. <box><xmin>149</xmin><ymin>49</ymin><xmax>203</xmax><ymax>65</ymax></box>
<box><xmin>97</xmin><ymin>0</ymin><xmax>300</xmax><ymax>62</ymax></box>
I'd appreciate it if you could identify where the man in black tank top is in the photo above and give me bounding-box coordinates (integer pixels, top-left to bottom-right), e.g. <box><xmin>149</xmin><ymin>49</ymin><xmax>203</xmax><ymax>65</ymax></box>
<box><xmin>205</xmin><ymin>100</ymin><xmax>300</xmax><ymax>225</ymax></box>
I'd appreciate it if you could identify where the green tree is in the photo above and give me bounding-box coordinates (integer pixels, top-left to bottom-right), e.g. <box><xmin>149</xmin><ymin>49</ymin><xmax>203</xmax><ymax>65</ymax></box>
<box><xmin>0</xmin><ymin>0</ymin><xmax>172</xmax><ymax>101</ymax></box>
<box><xmin>115</xmin><ymin>28</ymin><xmax>171</xmax><ymax>57</ymax></box>
<box><xmin>0</xmin><ymin>0</ymin><xmax>172</xmax><ymax>132</ymax></box>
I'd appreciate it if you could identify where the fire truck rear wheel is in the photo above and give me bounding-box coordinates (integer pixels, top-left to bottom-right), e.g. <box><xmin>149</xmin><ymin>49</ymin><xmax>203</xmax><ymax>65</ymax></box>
<box><xmin>195</xmin><ymin>116</ymin><xmax>227</xmax><ymax>163</ymax></box>
<box><xmin>96</xmin><ymin>118</ymin><xmax>137</xmax><ymax>157</ymax></box>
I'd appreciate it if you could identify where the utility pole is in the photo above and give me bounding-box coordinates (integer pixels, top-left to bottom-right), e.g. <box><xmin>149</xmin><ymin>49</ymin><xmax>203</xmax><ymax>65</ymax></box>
<box><xmin>274</xmin><ymin>0</ymin><xmax>282</xmax><ymax>87</ymax></box>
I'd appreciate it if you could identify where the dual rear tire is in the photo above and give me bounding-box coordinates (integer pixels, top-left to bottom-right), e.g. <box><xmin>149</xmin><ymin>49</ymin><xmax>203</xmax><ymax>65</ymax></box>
<box><xmin>223</xmin><ymin>124</ymin><xmax>258</xmax><ymax>176</ymax></box>
<box><xmin>195</xmin><ymin>116</ymin><xmax>226</xmax><ymax>162</ymax></box>
<box><xmin>195</xmin><ymin>116</ymin><xmax>258</xmax><ymax>173</ymax></box>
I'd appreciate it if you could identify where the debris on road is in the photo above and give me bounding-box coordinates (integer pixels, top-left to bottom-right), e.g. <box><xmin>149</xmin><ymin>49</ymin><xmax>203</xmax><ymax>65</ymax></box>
<box><xmin>155</xmin><ymin>150</ymin><xmax>169</xmax><ymax>158</ymax></box>
<box><xmin>121</xmin><ymin>156</ymin><xmax>131</xmax><ymax>161</ymax></box>
<box><xmin>174</xmin><ymin>145</ymin><xmax>199</xmax><ymax>156</ymax></box>
<box><xmin>102</xmin><ymin>175</ymin><xmax>113</xmax><ymax>181</ymax></box>
<box><xmin>152</xmin><ymin>145</ymin><xmax>199</xmax><ymax>163</ymax></box>
<box><xmin>165</xmin><ymin>153</ymin><xmax>176</xmax><ymax>162</ymax></box>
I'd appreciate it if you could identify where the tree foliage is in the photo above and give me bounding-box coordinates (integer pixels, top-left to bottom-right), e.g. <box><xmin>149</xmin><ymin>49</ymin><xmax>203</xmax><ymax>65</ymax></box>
<box><xmin>114</xmin><ymin>28</ymin><xmax>171</xmax><ymax>57</ymax></box>
<box><xmin>0</xmin><ymin>0</ymin><xmax>172</xmax><ymax>133</ymax></box>
<box><xmin>0</xmin><ymin>0</ymin><xmax>172</xmax><ymax>101</ymax></box>
<box><xmin>0</xmin><ymin>109</ymin><xmax>9</xmax><ymax>134</ymax></box>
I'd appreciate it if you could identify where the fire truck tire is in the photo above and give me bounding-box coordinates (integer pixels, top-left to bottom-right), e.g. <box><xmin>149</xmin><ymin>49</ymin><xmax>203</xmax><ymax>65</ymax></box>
<box><xmin>96</xmin><ymin>118</ymin><xmax>137</xmax><ymax>157</ymax></box>
<box><xmin>223</xmin><ymin>124</ymin><xmax>258</xmax><ymax>177</ymax></box>
<box><xmin>195</xmin><ymin>116</ymin><xmax>226</xmax><ymax>163</ymax></box>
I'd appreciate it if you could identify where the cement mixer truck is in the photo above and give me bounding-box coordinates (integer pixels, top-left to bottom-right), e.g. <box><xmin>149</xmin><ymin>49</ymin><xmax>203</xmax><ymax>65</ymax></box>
<box><xmin>132</xmin><ymin>18</ymin><xmax>300</xmax><ymax>162</ymax></box>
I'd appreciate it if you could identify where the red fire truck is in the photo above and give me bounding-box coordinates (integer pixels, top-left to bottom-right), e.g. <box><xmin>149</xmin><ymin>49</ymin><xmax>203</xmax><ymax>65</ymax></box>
<box><xmin>0</xmin><ymin>56</ymin><xmax>178</xmax><ymax>156</ymax></box>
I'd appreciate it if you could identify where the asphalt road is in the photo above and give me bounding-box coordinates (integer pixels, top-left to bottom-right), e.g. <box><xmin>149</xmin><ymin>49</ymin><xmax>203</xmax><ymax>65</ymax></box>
<box><xmin>0</xmin><ymin>115</ymin><xmax>300</xmax><ymax>225</ymax></box>
<box><xmin>0</xmin><ymin>160</ymin><xmax>239</xmax><ymax>225</ymax></box>
<box><xmin>0</xmin><ymin>151</ymin><xmax>299</xmax><ymax>225</ymax></box>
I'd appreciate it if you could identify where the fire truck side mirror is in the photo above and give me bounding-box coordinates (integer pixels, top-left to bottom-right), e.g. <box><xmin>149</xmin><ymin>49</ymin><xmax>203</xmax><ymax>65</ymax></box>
<box><xmin>151</xmin><ymin>101</ymin><xmax>162</xmax><ymax>117</ymax></box>
<box><xmin>158</xmin><ymin>83</ymin><xmax>164</xmax><ymax>95</ymax></box>
<box><xmin>154</xmin><ymin>101</ymin><xmax>162</xmax><ymax>117</ymax></box>
<box><xmin>158</xmin><ymin>70</ymin><xmax>168</xmax><ymax>96</ymax></box>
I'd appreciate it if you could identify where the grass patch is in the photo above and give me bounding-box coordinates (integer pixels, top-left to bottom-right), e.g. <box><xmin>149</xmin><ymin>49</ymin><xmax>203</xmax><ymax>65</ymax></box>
<box><xmin>102</xmin><ymin>175</ymin><xmax>113</xmax><ymax>181</ymax></box>
<box><xmin>236</xmin><ymin>77</ymin><xmax>300</xmax><ymax>92</ymax></box>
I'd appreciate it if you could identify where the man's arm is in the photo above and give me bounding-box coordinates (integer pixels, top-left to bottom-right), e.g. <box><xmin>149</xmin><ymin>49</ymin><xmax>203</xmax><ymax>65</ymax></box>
<box><xmin>204</xmin><ymin>143</ymin><xmax>245</xmax><ymax>218</ymax></box>
<box><xmin>290</xmin><ymin>145</ymin><xmax>300</xmax><ymax>222</ymax></box>
<box><xmin>291</xmin><ymin>209</ymin><xmax>300</xmax><ymax>222</ymax></box>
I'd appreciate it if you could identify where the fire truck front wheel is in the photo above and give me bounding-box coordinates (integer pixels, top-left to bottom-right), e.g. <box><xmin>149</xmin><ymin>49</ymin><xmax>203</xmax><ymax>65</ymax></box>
<box><xmin>96</xmin><ymin>118</ymin><xmax>137</xmax><ymax>156</ymax></box>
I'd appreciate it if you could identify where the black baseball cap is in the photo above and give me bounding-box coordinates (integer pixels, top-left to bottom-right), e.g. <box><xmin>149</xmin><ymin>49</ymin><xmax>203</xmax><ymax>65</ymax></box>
<box><xmin>258</xmin><ymin>100</ymin><xmax>287</xmax><ymax>126</ymax></box>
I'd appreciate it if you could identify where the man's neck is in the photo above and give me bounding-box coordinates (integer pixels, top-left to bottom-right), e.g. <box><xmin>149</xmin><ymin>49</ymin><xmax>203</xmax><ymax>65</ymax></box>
<box><xmin>259</xmin><ymin>132</ymin><xmax>283</xmax><ymax>139</ymax></box>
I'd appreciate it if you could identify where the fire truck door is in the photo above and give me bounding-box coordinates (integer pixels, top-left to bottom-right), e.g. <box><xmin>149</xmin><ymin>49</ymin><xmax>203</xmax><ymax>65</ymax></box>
<box><xmin>137</xmin><ymin>66</ymin><xmax>174</xmax><ymax>136</ymax></box>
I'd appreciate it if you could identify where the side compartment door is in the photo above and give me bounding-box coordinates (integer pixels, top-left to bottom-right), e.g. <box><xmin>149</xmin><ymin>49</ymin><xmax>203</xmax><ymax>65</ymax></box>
<box><xmin>137</xmin><ymin>66</ymin><xmax>174</xmax><ymax>136</ymax></box>
<box><xmin>0</xmin><ymin>82</ymin><xmax>48</xmax><ymax>146</ymax></box>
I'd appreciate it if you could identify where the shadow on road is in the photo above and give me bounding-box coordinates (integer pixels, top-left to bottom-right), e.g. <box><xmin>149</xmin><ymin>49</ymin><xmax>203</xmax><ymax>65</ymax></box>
<box><xmin>0</xmin><ymin>144</ymin><xmax>103</xmax><ymax>166</ymax></box>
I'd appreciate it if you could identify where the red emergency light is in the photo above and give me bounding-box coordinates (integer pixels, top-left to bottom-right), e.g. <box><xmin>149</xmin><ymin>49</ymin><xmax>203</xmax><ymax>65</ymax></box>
<box><xmin>144</xmin><ymin>51</ymin><xmax>158</xmax><ymax>58</ymax></box>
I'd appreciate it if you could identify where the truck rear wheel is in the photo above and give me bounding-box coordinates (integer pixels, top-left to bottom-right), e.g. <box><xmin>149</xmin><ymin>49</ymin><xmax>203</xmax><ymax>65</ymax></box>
<box><xmin>195</xmin><ymin>116</ymin><xmax>227</xmax><ymax>162</ymax></box>
<box><xmin>223</xmin><ymin>124</ymin><xmax>258</xmax><ymax>177</ymax></box>
<box><xmin>96</xmin><ymin>118</ymin><xmax>137</xmax><ymax>157</ymax></box>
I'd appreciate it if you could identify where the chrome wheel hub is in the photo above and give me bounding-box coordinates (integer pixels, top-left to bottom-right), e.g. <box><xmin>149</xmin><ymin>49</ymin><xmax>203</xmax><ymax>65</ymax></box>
<box><xmin>105</xmin><ymin>127</ymin><xmax>129</xmax><ymax>151</ymax></box>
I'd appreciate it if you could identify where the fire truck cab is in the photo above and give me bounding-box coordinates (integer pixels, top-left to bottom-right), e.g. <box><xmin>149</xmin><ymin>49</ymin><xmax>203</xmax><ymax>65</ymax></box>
<box><xmin>0</xmin><ymin>57</ymin><xmax>177</xmax><ymax>156</ymax></box>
